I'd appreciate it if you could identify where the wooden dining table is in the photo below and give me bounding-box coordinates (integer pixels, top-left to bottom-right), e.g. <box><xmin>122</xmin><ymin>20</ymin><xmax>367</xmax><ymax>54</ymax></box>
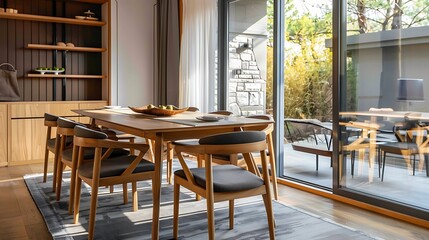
<box><xmin>73</xmin><ymin>108</ymin><xmax>274</xmax><ymax>240</ymax></box>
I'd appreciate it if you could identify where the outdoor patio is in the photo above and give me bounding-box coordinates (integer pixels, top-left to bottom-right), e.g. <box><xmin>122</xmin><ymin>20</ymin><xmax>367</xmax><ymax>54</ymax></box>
<box><xmin>283</xmin><ymin>143</ymin><xmax>429</xmax><ymax>210</ymax></box>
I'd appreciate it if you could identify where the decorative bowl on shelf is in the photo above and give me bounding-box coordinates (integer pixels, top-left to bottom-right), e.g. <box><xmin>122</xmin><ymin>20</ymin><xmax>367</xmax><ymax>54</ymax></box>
<box><xmin>35</xmin><ymin>68</ymin><xmax>65</xmax><ymax>75</ymax></box>
<box><xmin>129</xmin><ymin>106</ymin><xmax>188</xmax><ymax>116</ymax></box>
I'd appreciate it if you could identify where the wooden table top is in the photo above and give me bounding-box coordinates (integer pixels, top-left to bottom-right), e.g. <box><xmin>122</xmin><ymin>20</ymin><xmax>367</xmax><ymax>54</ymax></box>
<box><xmin>74</xmin><ymin>108</ymin><xmax>274</xmax><ymax>135</ymax></box>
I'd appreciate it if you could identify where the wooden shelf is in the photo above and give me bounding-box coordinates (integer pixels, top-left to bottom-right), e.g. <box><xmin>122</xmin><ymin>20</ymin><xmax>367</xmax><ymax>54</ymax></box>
<box><xmin>27</xmin><ymin>44</ymin><xmax>106</xmax><ymax>52</ymax></box>
<box><xmin>67</xmin><ymin>0</ymin><xmax>109</xmax><ymax>3</ymax></box>
<box><xmin>0</xmin><ymin>12</ymin><xmax>105</xmax><ymax>26</ymax></box>
<box><xmin>27</xmin><ymin>74</ymin><xmax>106</xmax><ymax>79</ymax></box>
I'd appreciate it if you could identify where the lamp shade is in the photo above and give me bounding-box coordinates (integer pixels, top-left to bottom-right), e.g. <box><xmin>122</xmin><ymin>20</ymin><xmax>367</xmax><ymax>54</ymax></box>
<box><xmin>397</xmin><ymin>78</ymin><xmax>424</xmax><ymax>101</ymax></box>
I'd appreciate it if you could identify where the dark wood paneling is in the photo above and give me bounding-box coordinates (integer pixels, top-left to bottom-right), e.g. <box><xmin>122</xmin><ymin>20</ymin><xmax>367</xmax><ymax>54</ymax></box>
<box><xmin>0</xmin><ymin>0</ymin><xmax>103</xmax><ymax>102</ymax></box>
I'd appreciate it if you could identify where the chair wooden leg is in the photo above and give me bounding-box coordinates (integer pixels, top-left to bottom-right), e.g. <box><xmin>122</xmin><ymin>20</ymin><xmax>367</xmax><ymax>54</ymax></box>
<box><xmin>267</xmin><ymin>134</ymin><xmax>279</xmax><ymax>200</ymax></box>
<box><xmin>262</xmin><ymin>194</ymin><xmax>276</xmax><ymax>240</ymax></box>
<box><xmin>123</xmin><ymin>183</ymin><xmax>128</xmax><ymax>204</ymax></box>
<box><xmin>109</xmin><ymin>185</ymin><xmax>114</xmax><ymax>193</ymax></box>
<box><xmin>52</xmin><ymin>137</ymin><xmax>61</xmax><ymax>192</ymax></box>
<box><xmin>229</xmin><ymin>200</ymin><xmax>234</xmax><ymax>230</ymax></box>
<box><xmin>167</xmin><ymin>142</ymin><xmax>174</xmax><ymax>184</ymax></box>
<box><xmin>55</xmin><ymin>161</ymin><xmax>64</xmax><ymax>201</ymax></box>
<box><xmin>88</xmin><ymin>183</ymin><xmax>100</xmax><ymax>240</ymax></box>
<box><xmin>205</xmin><ymin>154</ymin><xmax>215</xmax><ymax>240</ymax></box>
<box><xmin>173</xmin><ymin>181</ymin><xmax>180</xmax><ymax>239</ymax></box>
<box><xmin>43</xmin><ymin>147</ymin><xmax>50</xmax><ymax>183</ymax></box>
<box><xmin>132</xmin><ymin>181</ymin><xmax>138</xmax><ymax>212</ymax></box>
<box><xmin>73</xmin><ymin>178</ymin><xmax>83</xmax><ymax>224</ymax></box>
<box><xmin>195</xmin><ymin>154</ymin><xmax>203</xmax><ymax>201</ymax></box>
<box><xmin>68</xmin><ymin>145</ymin><xmax>80</xmax><ymax>215</ymax></box>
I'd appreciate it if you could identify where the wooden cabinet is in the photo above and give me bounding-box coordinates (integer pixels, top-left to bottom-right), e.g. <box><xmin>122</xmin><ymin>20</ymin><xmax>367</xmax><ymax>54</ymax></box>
<box><xmin>6</xmin><ymin>101</ymin><xmax>107</xmax><ymax>166</ymax></box>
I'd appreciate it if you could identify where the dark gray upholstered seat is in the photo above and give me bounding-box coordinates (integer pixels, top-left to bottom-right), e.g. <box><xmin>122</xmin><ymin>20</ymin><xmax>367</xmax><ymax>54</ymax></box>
<box><xmin>61</xmin><ymin>147</ymin><xmax>129</xmax><ymax>161</ymax></box>
<box><xmin>74</xmin><ymin>126</ymin><xmax>153</xmax><ymax>179</ymax></box>
<box><xmin>47</xmin><ymin>136</ymin><xmax>73</xmax><ymax>149</ymax></box>
<box><xmin>175</xmin><ymin>165</ymin><xmax>263</xmax><ymax>192</ymax></box>
<box><xmin>79</xmin><ymin>155</ymin><xmax>154</xmax><ymax>178</ymax></box>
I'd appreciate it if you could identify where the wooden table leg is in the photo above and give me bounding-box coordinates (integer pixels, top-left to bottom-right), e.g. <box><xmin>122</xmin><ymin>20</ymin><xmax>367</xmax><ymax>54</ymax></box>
<box><xmin>151</xmin><ymin>133</ymin><xmax>163</xmax><ymax>240</ymax></box>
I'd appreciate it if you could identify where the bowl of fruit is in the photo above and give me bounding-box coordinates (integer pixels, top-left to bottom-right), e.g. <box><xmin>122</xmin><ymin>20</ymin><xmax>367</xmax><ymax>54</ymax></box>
<box><xmin>129</xmin><ymin>104</ymin><xmax>188</xmax><ymax>116</ymax></box>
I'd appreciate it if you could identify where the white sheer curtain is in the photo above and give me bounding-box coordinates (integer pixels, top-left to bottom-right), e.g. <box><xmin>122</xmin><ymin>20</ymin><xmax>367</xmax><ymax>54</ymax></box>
<box><xmin>179</xmin><ymin>0</ymin><xmax>217</xmax><ymax>112</ymax></box>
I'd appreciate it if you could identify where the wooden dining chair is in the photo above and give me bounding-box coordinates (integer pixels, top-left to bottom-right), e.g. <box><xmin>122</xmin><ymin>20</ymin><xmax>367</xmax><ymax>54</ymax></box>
<box><xmin>72</xmin><ymin>125</ymin><xmax>155</xmax><ymax>240</ymax></box>
<box><xmin>55</xmin><ymin>117</ymin><xmax>129</xmax><ymax>212</ymax></box>
<box><xmin>172</xmin><ymin>131</ymin><xmax>275</xmax><ymax>240</ymax></box>
<box><xmin>191</xmin><ymin>114</ymin><xmax>278</xmax><ymax>200</ymax></box>
<box><xmin>43</xmin><ymin>113</ymin><xmax>60</xmax><ymax>183</ymax></box>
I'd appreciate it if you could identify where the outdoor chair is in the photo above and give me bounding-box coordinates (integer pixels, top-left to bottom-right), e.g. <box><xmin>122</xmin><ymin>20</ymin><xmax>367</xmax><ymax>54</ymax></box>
<box><xmin>172</xmin><ymin>131</ymin><xmax>275</xmax><ymax>240</ymax></box>
<box><xmin>285</xmin><ymin>118</ymin><xmax>333</xmax><ymax>170</ymax></box>
<box><xmin>72</xmin><ymin>125</ymin><xmax>154</xmax><ymax>240</ymax></box>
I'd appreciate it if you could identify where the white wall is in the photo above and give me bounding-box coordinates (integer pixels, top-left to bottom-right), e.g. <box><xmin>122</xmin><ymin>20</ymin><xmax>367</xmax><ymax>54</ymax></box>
<box><xmin>110</xmin><ymin>0</ymin><xmax>156</xmax><ymax>106</ymax></box>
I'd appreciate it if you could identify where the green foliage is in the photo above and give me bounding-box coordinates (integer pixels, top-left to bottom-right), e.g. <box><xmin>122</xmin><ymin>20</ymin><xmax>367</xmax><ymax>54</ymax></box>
<box><xmin>266</xmin><ymin>0</ymin><xmax>333</xmax><ymax>121</ymax></box>
<box><xmin>347</xmin><ymin>0</ymin><xmax>429</xmax><ymax>34</ymax></box>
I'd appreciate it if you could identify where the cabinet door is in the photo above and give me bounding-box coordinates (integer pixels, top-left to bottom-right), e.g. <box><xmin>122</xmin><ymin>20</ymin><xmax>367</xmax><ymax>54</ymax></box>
<box><xmin>0</xmin><ymin>105</ymin><xmax>7</xmax><ymax>167</ymax></box>
<box><xmin>9</xmin><ymin>119</ymin><xmax>46</xmax><ymax>165</ymax></box>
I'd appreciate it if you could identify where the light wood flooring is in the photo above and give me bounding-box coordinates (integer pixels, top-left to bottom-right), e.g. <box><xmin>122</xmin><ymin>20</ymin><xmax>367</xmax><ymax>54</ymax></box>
<box><xmin>0</xmin><ymin>163</ymin><xmax>428</xmax><ymax>240</ymax></box>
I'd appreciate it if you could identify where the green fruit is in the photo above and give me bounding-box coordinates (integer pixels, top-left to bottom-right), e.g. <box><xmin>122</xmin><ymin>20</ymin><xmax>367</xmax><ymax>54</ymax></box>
<box><xmin>166</xmin><ymin>105</ymin><xmax>174</xmax><ymax>110</ymax></box>
<box><xmin>147</xmin><ymin>104</ymin><xmax>155</xmax><ymax>109</ymax></box>
<box><xmin>36</xmin><ymin>67</ymin><xmax>42</xmax><ymax>70</ymax></box>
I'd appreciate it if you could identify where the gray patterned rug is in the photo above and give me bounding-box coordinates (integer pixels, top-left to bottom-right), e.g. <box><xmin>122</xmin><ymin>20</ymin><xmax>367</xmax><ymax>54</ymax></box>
<box><xmin>24</xmin><ymin>170</ymin><xmax>378</xmax><ymax>240</ymax></box>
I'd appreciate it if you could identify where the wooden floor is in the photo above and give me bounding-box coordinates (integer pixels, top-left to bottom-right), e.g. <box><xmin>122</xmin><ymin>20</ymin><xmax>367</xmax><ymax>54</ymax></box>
<box><xmin>0</xmin><ymin>163</ymin><xmax>428</xmax><ymax>240</ymax></box>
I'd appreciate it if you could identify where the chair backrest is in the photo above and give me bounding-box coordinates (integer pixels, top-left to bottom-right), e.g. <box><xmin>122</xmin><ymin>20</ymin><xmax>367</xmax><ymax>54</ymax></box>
<box><xmin>198</xmin><ymin>131</ymin><xmax>267</xmax><ymax>155</ymax></box>
<box><xmin>57</xmin><ymin>117</ymin><xmax>83</xmax><ymax>136</ymax></box>
<box><xmin>208</xmin><ymin>110</ymin><xmax>233</xmax><ymax>116</ymax></box>
<box><xmin>187</xmin><ymin>106</ymin><xmax>200</xmax><ymax>112</ymax></box>
<box><xmin>73</xmin><ymin>125</ymin><xmax>110</xmax><ymax>148</ymax></box>
<box><xmin>244</xmin><ymin>114</ymin><xmax>273</xmax><ymax>134</ymax></box>
<box><xmin>285</xmin><ymin>118</ymin><xmax>332</xmax><ymax>145</ymax></box>
<box><xmin>44</xmin><ymin>113</ymin><xmax>59</xmax><ymax>127</ymax></box>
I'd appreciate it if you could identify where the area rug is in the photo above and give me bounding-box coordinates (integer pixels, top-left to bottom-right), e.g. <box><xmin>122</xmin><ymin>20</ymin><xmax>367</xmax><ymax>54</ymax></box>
<box><xmin>25</xmin><ymin>171</ymin><xmax>378</xmax><ymax>240</ymax></box>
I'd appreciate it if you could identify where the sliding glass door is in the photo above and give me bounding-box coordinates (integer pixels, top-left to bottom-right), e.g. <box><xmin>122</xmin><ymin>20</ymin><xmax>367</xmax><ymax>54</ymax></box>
<box><xmin>281</xmin><ymin>0</ymin><xmax>333</xmax><ymax>189</ymax></box>
<box><xmin>220</xmin><ymin>0</ymin><xmax>429</xmax><ymax>221</ymax></box>
<box><xmin>337</xmin><ymin>0</ymin><xmax>429</xmax><ymax>219</ymax></box>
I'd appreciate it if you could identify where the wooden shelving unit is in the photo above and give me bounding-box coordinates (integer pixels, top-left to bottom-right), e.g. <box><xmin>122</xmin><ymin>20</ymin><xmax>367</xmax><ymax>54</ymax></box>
<box><xmin>27</xmin><ymin>44</ymin><xmax>106</xmax><ymax>52</ymax></box>
<box><xmin>0</xmin><ymin>12</ymin><xmax>105</xmax><ymax>26</ymax></box>
<box><xmin>27</xmin><ymin>74</ymin><xmax>106</xmax><ymax>79</ymax></box>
